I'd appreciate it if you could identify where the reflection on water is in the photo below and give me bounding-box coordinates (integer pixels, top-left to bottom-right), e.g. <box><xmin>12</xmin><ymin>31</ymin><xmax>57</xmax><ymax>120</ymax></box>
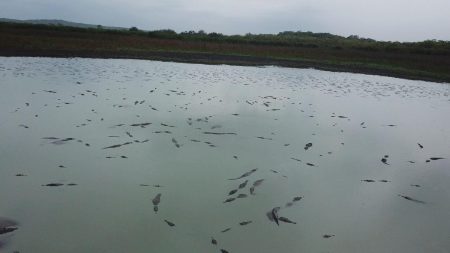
<box><xmin>0</xmin><ymin>57</ymin><xmax>449</xmax><ymax>253</ymax></box>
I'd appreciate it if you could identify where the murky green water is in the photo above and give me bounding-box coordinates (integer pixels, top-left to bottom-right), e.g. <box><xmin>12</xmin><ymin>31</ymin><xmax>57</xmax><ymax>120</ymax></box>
<box><xmin>1</xmin><ymin>57</ymin><xmax>449</xmax><ymax>253</ymax></box>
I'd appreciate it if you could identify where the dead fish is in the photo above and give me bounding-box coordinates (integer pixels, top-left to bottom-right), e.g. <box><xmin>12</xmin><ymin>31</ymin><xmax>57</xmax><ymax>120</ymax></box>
<box><xmin>270</xmin><ymin>169</ymin><xmax>279</xmax><ymax>173</ymax></box>
<box><xmin>271</xmin><ymin>207</ymin><xmax>280</xmax><ymax>226</ymax></box>
<box><xmin>220</xmin><ymin>249</ymin><xmax>229</xmax><ymax>253</ymax></box>
<box><xmin>378</xmin><ymin>180</ymin><xmax>391</xmax><ymax>183</ymax></box>
<box><xmin>291</xmin><ymin>158</ymin><xmax>302</xmax><ymax>162</ymax></box>
<box><xmin>228</xmin><ymin>189</ymin><xmax>238</xmax><ymax>195</ymax></box>
<box><xmin>211</xmin><ymin>237</ymin><xmax>218</xmax><ymax>245</ymax></box>
<box><xmin>249</xmin><ymin>187</ymin><xmax>255</xmax><ymax>195</ymax></box>
<box><xmin>304</xmin><ymin>142</ymin><xmax>312</xmax><ymax>150</ymax></box>
<box><xmin>292</xmin><ymin>196</ymin><xmax>303</xmax><ymax>202</ymax></box>
<box><xmin>221</xmin><ymin>228</ymin><xmax>231</xmax><ymax>233</ymax></box>
<box><xmin>361</xmin><ymin>179</ymin><xmax>375</xmax><ymax>182</ymax></box>
<box><xmin>398</xmin><ymin>194</ymin><xmax>425</xmax><ymax>204</ymax></box>
<box><xmin>285</xmin><ymin>202</ymin><xmax>294</xmax><ymax>207</ymax></box>
<box><xmin>67</xmin><ymin>183</ymin><xmax>77</xmax><ymax>186</ymax></box>
<box><xmin>126</xmin><ymin>132</ymin><xmax>133</xmax><ymax>138</ymax></box>
<box><xmin>152</xmin><ymin>193</ymin><xmax>162</xmax><ymax>205</ymax></box>
<box><xmin>411</xmin><ymin>184</ymin><xmax>421</xmax><ymax>187</ymax></box>
<box><xmin>306</xmin><ymin>163</ymin><xmax>315</xmax><ymax>167</ymax></box>
<box><xmin>15</xmin><ymin>174</ymin><xmax>27</xmax><ymax>177</ymax></box>
<box><xmin>164</xmin><ymin>220</ymin><xmax>175</xmax><ymax>227</ymax></box>
<box><xmin>42</xmin><ymin>183</ymin><xmax>64</xmax><ymax>187</ymax></box>
<box><xmin>51</xmin><ymin>137</ymin><xmax>75</xmax><ymax>145</ymax></box>
<box><xmin>279</xmin><ymin>217</ymin><xmax>297</xmax><ymax>224</ymax></box>
<box><xmin>0</xmin><ymin>226</ymin><xmax>18</xmax><ymax>235</ymax></box>
<box><xmin>42</xmin><ymin>137</ymin><xmax>59</xmax><ymax>140</ymax></box>
<box><xmin>323</xmin><ymin>234</ymin><xmax>335</xmax><ymax>238</ymax></box>
<box><xmin>381</xmin><ymin>158</ymin><xmax>389</xmax><ymax>165</ymax></box>
<box><xmin>418</xmin><ymin>143</ymin><xmax>424</xmax><ymax>149</ymax></box>
<box><xmin>102</xmin><ymin>144</ymin><xmax>123</xmax><ymax>149</ymax></box>
<box><xmin>233</xmin><ymin>155</ymin><xmax>238</xmax><ymax>160</ymax></box>
<box><xmin>239</xmin><ymin>221</ymin><xmax>252</xmax><ymax>226</ymax></box>
<box><xmin>429</xmin><ymin>157</ymin><xmax>445</xmax><ymax>161</ymax></box>
<box><xmin>253</xmin><ymin>179</ymin><xmax>264</xmax><ymax>187</ymax></box>
<box><xmin>237</xmin><ymin>194</ymin><xmax>248</xmax><ymax>198</ymax></box>
<box><xmin>18</xmin><ymin>124</ymin><xmax>29</xmax><ymax>129</ymax></box>
<box><xmin>130</xmin><ymin>123</ymin><xmax>151</xmax><ymax>127</ymax></box>
<box><xmin>0</xmin><ymin>218</ymin><xmax>18</xmax><ymax>235</ymax></box>
<box><xmin>228</xmin><ymin>168</ymin><xmax>258</xmax><ymax>180</ymax></box>
<box><xmin>153</xmin><ymin>206</ymin><xmax>159</xmax><ymax>213</ymax></box>
<box><xmin>223</xmin><ymin>198</ymin><xmax>236</xmax><ymax>203</ymax></box>
<box><xmin>203</xmin><ymin>132</ymin><xmax>237</xmax><ymax>135</ymax></box>
<box><xmin>238</xmin><ymin>180</ymin><xmax>249</xmax><ymax>189</ymax></box>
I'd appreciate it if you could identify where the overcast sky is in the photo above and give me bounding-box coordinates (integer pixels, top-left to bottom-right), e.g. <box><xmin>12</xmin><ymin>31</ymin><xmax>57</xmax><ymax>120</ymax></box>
<box><xmin>1</xmin><ymin>0</ymin><xmax>449</xmax><ymax>41</ymax></box>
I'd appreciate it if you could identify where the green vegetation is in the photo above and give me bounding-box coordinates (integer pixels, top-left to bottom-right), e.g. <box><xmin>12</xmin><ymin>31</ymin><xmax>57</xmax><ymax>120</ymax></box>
<box><xmin>1</xmin><ymin>22</ymin><xmax>449</xmax><ymax>82</ymax></box>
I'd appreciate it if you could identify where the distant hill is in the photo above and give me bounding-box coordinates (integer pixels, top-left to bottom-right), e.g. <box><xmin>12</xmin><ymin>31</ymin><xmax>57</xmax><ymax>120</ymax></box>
<box><xmin>0</xmin><ymin>18</ymin><xmax>126</xmax><ymax>30</ymax></box>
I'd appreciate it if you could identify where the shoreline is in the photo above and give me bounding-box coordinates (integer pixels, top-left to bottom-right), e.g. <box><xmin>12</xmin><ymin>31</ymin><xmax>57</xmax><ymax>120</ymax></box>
<box><xmin>1</xmin><ymin>50</ymin><xmax>448</xmax><ymax>83</ymax></box>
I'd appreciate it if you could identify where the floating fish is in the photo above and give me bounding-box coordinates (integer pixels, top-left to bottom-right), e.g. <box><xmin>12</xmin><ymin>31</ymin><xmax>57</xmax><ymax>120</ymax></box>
<box><xmin>0</xmin><ymin>217</ymin><xmax>18</xmax><ymax>235</ymax></box>
<box><xmin>256</xmin><ymin>136</ymin><xmax>272</xmax><ymax>140</ymax></box>
<box><xmin>361</xmin><ymin>179</ymin><xmax>375</xmax><ymax>182</ymax></box>
<box><xmin>417</xmin><ymin>143</ymin><xmax>424</xmax><ymax>149</ymax></box>
<box><xmin>220</xmin><ymin>249</ymin><xmax>229</xmax><ymax>253</ymax></box>
<box><xmin>429</xmin><ymin>157</ymin><xmax>445</xmax><ymax>161</ymax></box>
<box><xmin>130</xmin><ymin>123</ymin><xmax>151</xmax><ymax>128</ymax></box>
<box><xmin>253</xmin><ymin>179</ymin><xmax>264</xmax><ymax>187</ymax></box>
<box><xmin>249</xmin><ymin>187</ymin><xmax>255</xmax><ymax>195</ymax></box>
<box><xmin>221</xmin><ymin>228</ymin><xmax>231</xmax><ymax>233</ymax></box>
<box><xmin>323</xmin><ymin>234</ymin><xmax>335</xmax><ymax>238</ymax></box>
<box><xmin>211</xmin><ymin>237</ymin><xmax>217</xmax><ymax>245</ymax></box>
<box><xmin>398</xmin><ymin>194</ymin><xmax>425</xmax><ymax>204</ymax></box>
<box><xmin>203</xmin><ymin>132</ymin><xmax>236</xmax><ymax>135</ymax></box>
<box><xmin>238</xmin><ymin>180</ymin><xmax>249</xmax><ymax>189</ymax></box>
<box><xmin>42</xmin><ymin>183</ymin><xmax>64</xmax><ymax>187</ymax></box>
<box><xmin>239</xmin><ymin>221</ymin><xmax>252</xmax><ymax>226</ymax></box>
<box><xmin>292</xmin><ymin>196</ymin><xmax>303</xmax><ymax>202</ymax></box>
<box><xmin>228</xmin><ymin>168</ymin><xmax>258</xmax><ymax>180</ymax></box>
<box><xmin>152</xmin><ymin>193</ymin><xmax>162</xmax><ymax>206</ymax></box>
<box><xmin>102</xmin><ymin>144</ymin><xmax>123</xmax><ymax>149</ymax></box>
<box><xmin>223</xmin><ymin>198</ymin><xmax>236</xmax><ymax>203</ymax></box>
<box><xmin>271</xmin><ymin>207</ymin><xmax>280</xmax><ymax>226</ymax></box>
<box><xmin>304</xmin><ymin>142</ymin><xmax>313</xmax><ymax>150</ymax></box>
<box><xmin>164</xmin><ymin>220</ymin><xmax>175</xmax><ymax>227</ymax></box>
<box><xmin>237</xmin><ymin>194</ymin><xmax>248</xmax><ymax>198</ymax></box>
<box><xmin>228</xmin><ymin>189</ymin><xmax>238</xmax><ymax>195</ymax></box>
<box><xmin>279</xmin><ymin>217</ymin><xmax>296</xmax><ymax>224</ymax></box>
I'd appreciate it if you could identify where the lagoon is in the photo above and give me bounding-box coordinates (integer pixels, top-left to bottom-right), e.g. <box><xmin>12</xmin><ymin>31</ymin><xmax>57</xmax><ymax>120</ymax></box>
<box><xmin>0</xmin><ymin>57</ymin><xmax>449</xmax><ymax>253</ymax></box>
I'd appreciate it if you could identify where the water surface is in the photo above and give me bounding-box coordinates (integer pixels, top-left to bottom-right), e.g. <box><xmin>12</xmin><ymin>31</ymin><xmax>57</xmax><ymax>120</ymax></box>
<box><xmin>0</xmin><ymin>57</ymin><xmax>449</xmax><ymax>253</ymax></box>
